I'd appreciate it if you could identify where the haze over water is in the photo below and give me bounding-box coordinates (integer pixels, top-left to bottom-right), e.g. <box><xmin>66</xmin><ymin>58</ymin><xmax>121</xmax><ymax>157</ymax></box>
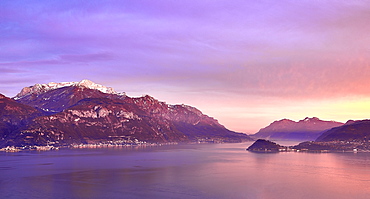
<box><xmin>1</xmin><ymin>142</ymin><xmax>370</xmax><ymax>199</ymax></box>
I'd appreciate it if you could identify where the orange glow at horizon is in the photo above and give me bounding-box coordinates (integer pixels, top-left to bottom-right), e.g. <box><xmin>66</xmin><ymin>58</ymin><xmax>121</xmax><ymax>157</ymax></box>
<box><xmin>184</xmin><ymin>95</ymin><xmax>370</xmax><ymax>134</ymax></box>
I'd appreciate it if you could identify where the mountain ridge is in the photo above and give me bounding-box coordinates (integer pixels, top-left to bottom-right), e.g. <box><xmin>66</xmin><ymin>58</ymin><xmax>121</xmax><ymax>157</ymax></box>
<box><xmin>0</xmin><ymin>80</ymin><xmax>251</xmax><ymax>148</ymax></box>
<box><xmin>14</xmin><ymin>79</ymin><xmax>125</xmax><ymax>100</ymax></box>
<box><xmin>251</xmin><ymin>117</ymin><xmax>344</xmax><ymax>141</ymax></box>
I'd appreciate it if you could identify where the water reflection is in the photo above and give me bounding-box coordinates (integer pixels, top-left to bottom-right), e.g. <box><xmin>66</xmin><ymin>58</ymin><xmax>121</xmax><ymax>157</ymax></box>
<box><xmin>1</xmin><ymin>143</ymin><xmax>370</xmax><ymax>199</ymax></box>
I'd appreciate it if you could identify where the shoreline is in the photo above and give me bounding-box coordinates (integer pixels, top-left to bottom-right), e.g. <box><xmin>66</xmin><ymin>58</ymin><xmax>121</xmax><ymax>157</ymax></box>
<box><xmin>0</xmin><ymin>140</ymin><xmax>247</xmax><ymax>152</ymax></box>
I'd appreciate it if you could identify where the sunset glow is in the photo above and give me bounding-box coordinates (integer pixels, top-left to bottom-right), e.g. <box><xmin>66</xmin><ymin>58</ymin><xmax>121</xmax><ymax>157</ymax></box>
<box><xmin>1</xmin><ymin>0</ymin><xmax>369</xmax><ymax>133</ymax></box>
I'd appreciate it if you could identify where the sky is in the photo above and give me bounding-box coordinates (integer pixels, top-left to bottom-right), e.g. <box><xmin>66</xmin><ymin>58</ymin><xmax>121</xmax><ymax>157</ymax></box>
<box><xmin>1</xmin><ymin>0</ymin><xmax>369</xmax><ymax>134</ymax></box>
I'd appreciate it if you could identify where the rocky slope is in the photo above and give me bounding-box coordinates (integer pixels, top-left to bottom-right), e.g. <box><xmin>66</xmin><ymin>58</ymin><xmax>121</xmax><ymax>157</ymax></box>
<box><xmin>0</xmin><ymin>94</ymin><xmax>43</xmax><ymax>147</ymax></box>
<box><xmin>0</xmin><ymin>80</ymin><xmax>251</xmax><ymax>147</ymax></box>
<box><xmin>251</xmin><ymin>117</ymin><xmax>343</xmax><ymax>141</ymax></box>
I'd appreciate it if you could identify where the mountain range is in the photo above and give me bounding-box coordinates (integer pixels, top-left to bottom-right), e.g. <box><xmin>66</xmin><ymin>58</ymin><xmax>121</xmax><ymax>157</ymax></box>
<box><xmin>0</xmin><ymin>80</ymin><xmax>251</xmax><ymax>148</ymax></box>
<box><xmin>251</xmin><ymin>117</ymin><xmax>344</xmax><ymax>141</ymax></box>
<box><xmin>3</xmin><ymin>79</ymin><xmax>370</xmax><ymax>150</ymax></box>
<box><xmin>249</xmin><ymin>119</ymin><xmax>370</xmax><ymax>152</ymax></box>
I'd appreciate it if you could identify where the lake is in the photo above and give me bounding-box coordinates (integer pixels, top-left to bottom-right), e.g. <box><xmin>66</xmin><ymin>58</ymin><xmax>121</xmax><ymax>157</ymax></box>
<box><xmin>1</xmin><ymin>142</ymin><xmax>370</xmax><ymax>199</ymax></box>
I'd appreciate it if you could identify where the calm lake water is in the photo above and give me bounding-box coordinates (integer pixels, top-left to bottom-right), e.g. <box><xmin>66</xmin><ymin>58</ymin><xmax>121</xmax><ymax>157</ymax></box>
<box><xmin>1</xmin><ymin>142</ymin><xmax>370</xmax><ymax>199</ymax></box>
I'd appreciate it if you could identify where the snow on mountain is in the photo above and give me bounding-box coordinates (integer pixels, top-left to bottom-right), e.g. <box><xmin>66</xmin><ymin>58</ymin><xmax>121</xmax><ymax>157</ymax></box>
<box><xmin>0</xmin><ymin>80</ymin><xmax>252</xmax><ymax>147</ymax></box>
<box><xmin>14</xmin><ymin>80</ymin><xmax>125</xmax><ymax>99</ymax></box>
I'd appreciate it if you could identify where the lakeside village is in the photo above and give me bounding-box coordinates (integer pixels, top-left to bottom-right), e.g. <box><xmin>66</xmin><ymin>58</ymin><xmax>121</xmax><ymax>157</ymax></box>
<box><xmin>3</xmin><ymin>134</ymin><xmax>370</xmax><ymax>153</ymax></box>
<box><xmin>292</xmin><ymin>140</ymin><xmax>370</xmax><ymax>153</ymax></box>
<box><xmin>247</xmin><ymin>139</ymin><xmax>370</xmax><ymax>153</ymax></box>
<box><xmin>0</xmin><ymin>139</ymin><xmax>171</xmax><ymax>152</ymax></box>
<box><xmin>0</xmin><ymin>136</ymin><xmax>226</xmax><ymax>152</ymax></box>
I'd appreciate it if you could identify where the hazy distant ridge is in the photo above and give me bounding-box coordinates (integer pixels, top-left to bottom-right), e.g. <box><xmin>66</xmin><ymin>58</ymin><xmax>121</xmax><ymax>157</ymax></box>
<box><xmin>251</xmin><ymin>117</ymin><xmax>343</xmax><ymax>141</ymax></box>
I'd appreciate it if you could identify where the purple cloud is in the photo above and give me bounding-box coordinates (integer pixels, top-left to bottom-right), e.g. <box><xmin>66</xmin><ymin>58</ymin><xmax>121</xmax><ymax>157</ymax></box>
<box><xmin>0</xmin><ymin>0</ymin><xmax>369</xmax><ymax>132</ymax></box>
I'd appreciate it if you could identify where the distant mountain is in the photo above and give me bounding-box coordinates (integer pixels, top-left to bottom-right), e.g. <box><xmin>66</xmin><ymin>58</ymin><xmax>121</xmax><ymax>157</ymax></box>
<box><xmin>316</xmin><ymin>119</ymin><xmax>370</xmax><ymax>142</ymax></box>
<box><xmin>292</xmin><ymin>120</ymin><xmax>370</xmax><ymax>151</ymax></box>
<box><xmin>0</xmin><ymin>80</ymin><xmax>251</xmax><ymax>148</ymax></box>
<box><xmin>251</xmin><ymin>117</ymin><xmax>343</xmax><ymax>141</ymax></box>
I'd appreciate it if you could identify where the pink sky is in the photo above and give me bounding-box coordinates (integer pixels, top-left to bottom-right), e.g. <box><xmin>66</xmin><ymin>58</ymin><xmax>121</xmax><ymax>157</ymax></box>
<box><xmin>1</xmin><ymin>1</ymin><xmax>369</xmax><ymax>133</ymax></box>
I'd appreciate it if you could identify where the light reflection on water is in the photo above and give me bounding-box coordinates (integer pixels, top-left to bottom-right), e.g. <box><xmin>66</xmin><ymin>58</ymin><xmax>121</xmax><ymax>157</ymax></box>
<box><xmin>1</xmin><ymin>142</ymin><xmax>370</xmax><ymax>199</ymax></box>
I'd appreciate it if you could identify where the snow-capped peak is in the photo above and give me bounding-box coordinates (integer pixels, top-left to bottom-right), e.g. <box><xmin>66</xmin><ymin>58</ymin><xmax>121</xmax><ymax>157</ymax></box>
<box><xmin>75</xmin><ymin>79</ymin><xmax>116</xmax><ymax>94</ymax></box>
<box><xmin>14</xmin><ymin>80</ymin><xmax>125</xmax><ymax>99</ymax></box>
